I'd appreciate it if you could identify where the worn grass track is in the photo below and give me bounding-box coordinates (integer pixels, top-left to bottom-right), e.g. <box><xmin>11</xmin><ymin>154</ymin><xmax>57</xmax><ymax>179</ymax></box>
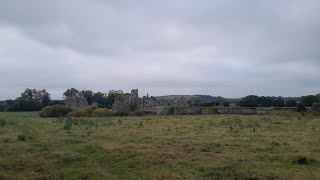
<box><xmin>0</xmin><ymin>112</ymin><xmax>320</xmax><ymax>179</ymax></box>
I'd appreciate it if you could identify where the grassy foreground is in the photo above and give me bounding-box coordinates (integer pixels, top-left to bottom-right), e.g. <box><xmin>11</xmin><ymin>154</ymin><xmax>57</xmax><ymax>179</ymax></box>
<box><xmin>0</xmin><ymin>112</ymin><xmax>320</xmax><ymax>179</ymax></box>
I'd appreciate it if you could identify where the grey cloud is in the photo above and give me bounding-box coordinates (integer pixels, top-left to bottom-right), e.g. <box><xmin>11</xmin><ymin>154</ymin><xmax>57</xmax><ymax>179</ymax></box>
<box><xmin>0</xmin><ymin>0</ymin><xmax>319</xmax><ymax>99</ymax></box>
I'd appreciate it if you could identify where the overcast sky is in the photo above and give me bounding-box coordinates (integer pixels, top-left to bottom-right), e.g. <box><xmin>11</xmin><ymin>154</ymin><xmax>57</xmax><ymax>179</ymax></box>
<box><xmin>0</xmin><ymin>0</ymin><xmax>319</xmax><ymax>99</ymax></box>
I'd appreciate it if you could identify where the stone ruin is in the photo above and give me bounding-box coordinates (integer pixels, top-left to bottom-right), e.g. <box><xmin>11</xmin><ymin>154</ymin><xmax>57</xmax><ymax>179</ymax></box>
<box><xmin>112</xmin><ymin>89</ymin><xmax>257</xmax><ymax>115</ymax></box>
<box><xmin>65</xmin><ymin>98</ymin><xmax>88</xmax><ymax>109</ymax></box>
<box><xmin>112</xmin><ymin>89</ymin><xmax>163</xmax><ymax>113</ymax></box>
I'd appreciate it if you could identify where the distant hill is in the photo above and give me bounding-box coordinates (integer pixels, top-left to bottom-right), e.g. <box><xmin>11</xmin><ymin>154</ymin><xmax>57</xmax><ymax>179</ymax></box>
<box><xmin>155</xmin><ymin>95</ymin><xmax>241</xmax><ymax>103</ymax></box>
<box><xmin>155</xmin><ymin>95</ymin><xmax>194</xmax><ymax>101</ymax></box>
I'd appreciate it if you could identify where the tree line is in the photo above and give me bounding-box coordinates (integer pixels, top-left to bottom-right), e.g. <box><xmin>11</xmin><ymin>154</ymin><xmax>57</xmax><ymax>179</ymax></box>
<box><xmin>239</xmin><ymin>95</ymin><xmax>320</xmax><ymax>108</ymax></box>
<box><xmin>0</xmin><ymin>88</ymin><xmax>124</xmax><ymax>112</ymax></box>
<box><xmin>1</xmin><ymin>88</ymin><xmax>319</xmax><ymax>112</ymax></box>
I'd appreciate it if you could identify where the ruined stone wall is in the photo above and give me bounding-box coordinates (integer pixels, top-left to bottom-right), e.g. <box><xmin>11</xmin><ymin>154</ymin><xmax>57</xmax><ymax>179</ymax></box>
<box><xmin>160</xmin><ymin>107</ymin><xmax>257</xmax><ymax>115</ymax></box>
<box><xmin>112</xmin><ymin>89</ymin><xmax>257</xmax><ymax>115</ymax></box>
<box><xmin>65</xmin><ymin>98</ymin><xmax>88</xmax><ymax>109</ymax></box>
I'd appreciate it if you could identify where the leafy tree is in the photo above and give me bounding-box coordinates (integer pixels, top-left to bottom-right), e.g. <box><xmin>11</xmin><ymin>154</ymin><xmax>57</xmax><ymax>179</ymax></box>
<box><xmin>285</xmin><ymin>98</ymin><xmax>297</xmax><ymax>107</ymax></box>
<box><xmin>63</xmin><ymin>88</ymin><xmax>80</xmax><ymax>98</ymax></box>
<box><xmin>258</xmin><ymin>96</ymin><xmax>273</xmax><ymax>107</ymax></box>
<box><xmin>273</xmin><ymin>98</ymin><xmax>285</xmax><ymax>107</ymax></box>
<box><xmin>14</xmin><ymin>97</ymin><xmax>43</xmax><ymax>111</ymax></box>
<box><xmin>301</xmin><ymin>95</ymin><xmax>318</xmax><ymax>107</ymax></box>
<box><xmin>80</xmin><ymin>90</ymin><xmax>94</xmax><ymax>105</ymax></box>
<box><xmin>0</xmin><ymin>101</ymin><xmax>4</xmax><ymax>112</ymax></box>
<box><xmin>240</xmin><ymin>95</ymin><xmax>259</xmax><ymax>107</ymax></box>
<box><xmin>41</xmin><ymin>93</ymin><xmax>51</xmax><ymax>107</ymax></box>
<box><xmin>92</xmin><ymin>92</ymin><xmax>108</xmax><ymax>108</ymax></box>
<box><xmin>15</xmin><ymin>88</ymin><xmax>51</xmax><ymax>110</ymax></box>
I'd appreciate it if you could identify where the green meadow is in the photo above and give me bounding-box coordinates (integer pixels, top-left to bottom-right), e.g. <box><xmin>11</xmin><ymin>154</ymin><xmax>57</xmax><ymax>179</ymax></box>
<box><xmin>0</xmin><ymin>112</ymin><xmax>320</xmax><ymax>179</ymax></box>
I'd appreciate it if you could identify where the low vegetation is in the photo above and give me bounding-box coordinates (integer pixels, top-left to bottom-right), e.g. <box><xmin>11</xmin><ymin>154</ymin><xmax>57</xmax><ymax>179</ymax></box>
<box><xmin>40</xmin><ymin>105</ymin><xmax>72</xmax><ymax>117</ymax></box>
<box><xmin>0</xmin><ymin>111</ymin><xmax>319</xmax><ymax>179</ymax></box>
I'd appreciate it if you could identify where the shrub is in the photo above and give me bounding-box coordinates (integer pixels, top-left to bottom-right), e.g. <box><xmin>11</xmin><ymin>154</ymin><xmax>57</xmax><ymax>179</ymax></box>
<box><xmin>91</xmin><ymin>108</ymin><xmax>111</xmax><ymax>117</ymax></box>
<box><xmin>40</xmin><ymin>105</ymin><xmax>72</xmax><ymax>118</ymax></box>
<box><xmin>285</xmin><ymin>98</ymin><xmax>297</xmax><ymax>107</ymax></box>
<box><xmin>67</xmin><ymin>105</ymin><xmax>98</xmax><ymax>117</ymax></box>
<box><xmin>296</xmin><ymin>102</ymin><xmax>306</xmax><ymax>112</ymax></box>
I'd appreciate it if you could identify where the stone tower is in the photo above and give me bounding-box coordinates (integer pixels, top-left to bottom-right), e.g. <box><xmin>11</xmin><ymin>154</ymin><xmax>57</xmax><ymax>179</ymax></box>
<box><xmin>131</xmin><ymin>89</ymin><xmax>139</xmax><ymax>98</ymax></box>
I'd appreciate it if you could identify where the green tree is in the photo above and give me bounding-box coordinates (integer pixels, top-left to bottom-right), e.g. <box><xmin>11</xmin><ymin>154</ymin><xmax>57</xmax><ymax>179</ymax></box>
<box><xmin>258</xmin><ymin>96</ymin><xmax>273</xmax><ymax>107</ymax></box>
<box><xmin>273</xmin><ymin>98</ymin><xmax>285</xmax><ymax>107</ymax></box>
<box><xmin>41</xmin><ymin>93</ymin><xmax>51</xmax><ymax>107</ymax></box>
<box><xmin>92</xmin><ymin>92</ymin><xmax>108</xmax><ymax>108</ymax></box>
<box><xmin>301</xmin><ymin>95</ymin><xmax>318</xmax><ymax>107</ymax></box>
<box><xmin>15</xmin><ymin>97</ymin><xmax>43</xmax><ymax>111</ymax></box>
<box><xmin>105</xmin><ymin>90</ymin><xmax>124</xmax><ymax>109</ymax></box>
<box><xmin>240</xmin><ymin>95</ymin><xmax>259</xmax><ymax>107</ymax></box>
<box><xmin>285</xmin><ymin>98</ymin><xmax>297</xmax><ymax>107</ymax></box>
<box><xmin>19</xmin><ymin>88</ymin><xmax>51</xmax><ymax>109</ymax></box>
<box><xmin>63</xmin><ymin>88</ymin><xmax>80</xmax><ymax>98</ymax></box>
<box><xmin>80</xmin><ymin>90</ymin><xmax>94</xmax><ymax>105</ymax></box>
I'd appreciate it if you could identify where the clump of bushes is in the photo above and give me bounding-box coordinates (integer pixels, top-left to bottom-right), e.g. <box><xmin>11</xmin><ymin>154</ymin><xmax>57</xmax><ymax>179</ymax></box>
<box><xmin>67</xmin><ymin>105</ymin><xmax>98</xmax><ymax>117</ymax></box>
<box><xmin>296</xmin><ymin>102</ymin><xmax>306</xmax><ymax>112</ymax></box>
<box><xmin>40</xmin><ymin>105</ymin><xmax>72</xmax><ymax>118</ymax></box>
<box><xmin>91</xmin><ymin>108</ymin><xmax>111</xmax><ymax>117</ymax></box>
<box><xmin>65</xmin><ymin>106</ymin><xmax>150</xmax><ymax>117</ymax></box>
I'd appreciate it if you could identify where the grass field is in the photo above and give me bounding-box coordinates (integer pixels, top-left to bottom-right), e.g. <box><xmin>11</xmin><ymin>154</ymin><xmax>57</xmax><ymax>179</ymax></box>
<box><xmin>0</xmin><ymin>112</ymin><xmax>320</xmax><ymax>179</ymax></box>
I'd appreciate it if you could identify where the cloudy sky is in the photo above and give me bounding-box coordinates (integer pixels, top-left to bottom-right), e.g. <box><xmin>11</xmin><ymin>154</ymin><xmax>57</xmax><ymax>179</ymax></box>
<box><xmin>0</xmin><ymin>0</ymin><xmax>319</xmax><ymax>99</ymax></box>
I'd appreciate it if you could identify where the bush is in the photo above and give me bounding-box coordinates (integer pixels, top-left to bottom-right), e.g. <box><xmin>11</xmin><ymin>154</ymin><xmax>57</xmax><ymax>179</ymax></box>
<box><xmin>285</xmin><ymin>98</ymin><xmax>297</xmax><ymax>107</ymax></box>
<box><xmin>67</xmin><ymin>105</ymin><xmax>98</xmax><ymax>117</ymax></box>
<box><xmin>296</xmin><ymin>102</ymin><xmax>306</xmax><ymax>112</ymax></box>
<box><xmin>273</xmin><ymin>98</ymin><xmax>285</xmax><ymax>107</ymax></box>
<box><xmin>91</xmin><ymin>108</ymin><xmax>111</xmax><ymax>117</ymax></box>
<box><xmin>40</xmin><ymin>105</ymin><xmax>72</xmax><ymax>118</ymax></box>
